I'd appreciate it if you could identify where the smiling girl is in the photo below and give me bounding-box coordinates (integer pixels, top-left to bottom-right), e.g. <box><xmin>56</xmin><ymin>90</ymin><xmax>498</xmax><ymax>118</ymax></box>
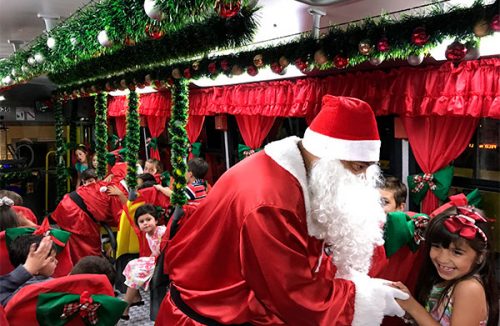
<box><xmin>393</xmin><ymin>205</ymin><xmax>498</xmax><ymax>326</ymax></box>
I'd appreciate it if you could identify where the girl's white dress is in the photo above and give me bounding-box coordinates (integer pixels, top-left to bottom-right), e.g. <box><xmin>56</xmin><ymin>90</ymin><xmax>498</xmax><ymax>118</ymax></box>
<box><xmin>123</xmin><ymin>225</ymin><xmax>166</xmax><ymax>290</ymax></box>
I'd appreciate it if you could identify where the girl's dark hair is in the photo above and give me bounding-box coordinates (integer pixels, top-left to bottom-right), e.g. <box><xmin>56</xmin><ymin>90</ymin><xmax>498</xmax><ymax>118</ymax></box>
<box><xmin>137</xmin><ymin>173</ymin><xmax>156</xmax><ymax>184</ymax></box>
<box><xmin>416</xmin><ymin>206</ymin><xmax>498</xmax><ymax>326</ymax></box>
<box><xmin>0</xmin><ymin>206</ymin><xmax>20</xmax><ymax>231</ymax></box>
<box><xmin>134</xmin><ymin>204</ymin><xmax>159</xmax><ymax>225</ymax></box>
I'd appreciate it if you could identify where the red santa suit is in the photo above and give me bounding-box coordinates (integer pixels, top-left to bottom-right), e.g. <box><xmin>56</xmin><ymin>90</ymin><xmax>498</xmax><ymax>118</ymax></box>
<box><xmin>51</xmin><ymin>181</ymin><xmax>122</xmax><ymax>263</ymax></box>
<box><xmin>157</xmin><ymin>137</ymin><xmax>394</xmax><ymax>326</ymax></box>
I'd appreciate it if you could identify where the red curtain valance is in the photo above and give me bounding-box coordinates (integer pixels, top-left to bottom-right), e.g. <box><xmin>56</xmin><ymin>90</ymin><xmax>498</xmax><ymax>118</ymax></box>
<box><xmin>107</xmin><ymin>91</ymin><xmax>172</xmax><ymax>117</ymax></box>
<box><xmin>188</xmin><ymin>58</ymin><xmax>500</xmax><ymax>119</ymax></box>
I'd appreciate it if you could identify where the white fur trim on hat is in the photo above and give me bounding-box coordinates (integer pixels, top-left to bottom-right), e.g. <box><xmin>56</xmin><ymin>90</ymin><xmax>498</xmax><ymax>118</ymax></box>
<box><xmin>302</xmin><ymin>128</ymin><xmax>380</xmax><ymax>162</ymax></box>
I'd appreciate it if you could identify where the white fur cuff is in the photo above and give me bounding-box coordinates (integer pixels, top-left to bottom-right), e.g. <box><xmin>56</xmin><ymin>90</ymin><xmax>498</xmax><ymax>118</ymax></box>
<box><xmin>343</xmin><ymin>271</ymin><xmax>385</xmax><ymax>326</ymax></box>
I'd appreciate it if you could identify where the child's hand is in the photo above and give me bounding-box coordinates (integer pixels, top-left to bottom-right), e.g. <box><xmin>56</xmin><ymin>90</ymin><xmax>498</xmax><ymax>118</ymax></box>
<box><xmin>390</xmin><ymin>281</ymin><xmax>416</xmax><ymax>312</ymax></box>
<box><xmin>153</xmin><ymin>184</ymin><xmax>163</xmax><ymax>190</ymax></box>
<box><xmin>107</xmin><ymin>185</ymin><xmax>123</xmax><ymax>196</ymax></box>
<box><xmin>103</xmin><ymin>174</ymin><xmax>113</xmax><ymax>183</ymax></box>
<box><xmin>391</xmin><ymin>281</ymin><xmax>410</xmax><ymax>295</ymax></box>
<box><xmin>23</xmin><ymin>236</ymin><xmax>53</xmax><ymax>276</ymax></box>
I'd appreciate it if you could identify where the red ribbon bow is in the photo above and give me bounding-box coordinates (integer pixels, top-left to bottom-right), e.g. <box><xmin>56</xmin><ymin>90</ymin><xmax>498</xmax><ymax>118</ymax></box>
<box><xmin>61</xmin><ymin>291</ymin><xmax>101</xmax><ymax>325</ymax></box>
<box><xmin>33</xmin><ymin>218</ymin><xmax>65</xmax><ymax>247</ymax></box>
<box><xmin>443</xmin><ymin>206</ymin><xmax>488</xmax><ymax>242</ymax></box>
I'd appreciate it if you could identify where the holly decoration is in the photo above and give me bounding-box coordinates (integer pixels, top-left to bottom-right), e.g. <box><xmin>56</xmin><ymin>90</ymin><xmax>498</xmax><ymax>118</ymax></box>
<box><xmin>215</xmin><ymin>0</ymin><xmax>241</xmax><ymax>19</ymax></box>
<box><xmin>445</xmin><ymin>41</ymin><xmax>467</xmax><ymax>62</ymax></box>
<box><xmin>377</xmin><ymin>37</ymin><xmax>390</xmax><ymax>52</ymax></box>
<box><xmin>333</xmin><ymin>55</ymin><xmax>349</xmax><ymax>69</ymax></box>
<box><xmin>411</xmin><ymin>27</ymin><xmax>429</xmax><ymax>46</ymax></box>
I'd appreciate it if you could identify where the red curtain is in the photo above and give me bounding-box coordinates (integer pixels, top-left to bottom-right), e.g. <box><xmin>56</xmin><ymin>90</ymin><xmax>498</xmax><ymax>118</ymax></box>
<box><xmin>107</xmin><ymin>96</ymin><xmax>127</xmax><ymax>117</ymax></box>
<box><xmin>114</xmin><ymin>117</ymin><xmax>127</xmax><ymax>140</ymax></box>
<box><xmin>188</xmin><ymin>58</ymin><xmax>500</xmax><ymax>119</ymax></box>
<box><xmin>186</xmin><ymin>115</ymin><xmax>205</xmax><ymax>144</ymax></box>
<box><xmin>141</xmin><ymin>92</ymin><xmax>172</xmax><ymax>160</ymax></box>
<box><xmin>402</xmin><ymin>116</ymin><xmax>479</xmax><ymax>214</ymax></box>
<box><xmin>235</xmin><ymin>115</ymin><xmax>276</xmax><ymax>149</ymax></box>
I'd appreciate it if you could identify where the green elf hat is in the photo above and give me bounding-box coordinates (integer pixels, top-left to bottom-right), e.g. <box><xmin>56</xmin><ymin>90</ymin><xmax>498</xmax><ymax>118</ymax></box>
<box><xmin>36</xmin><ymin>291</ymin><xmax>127</xmax><ymax>326</ymax></box>
<box><xmin>5</xmin><ymin>218</ymin><xmax>71</xmax><ymax>252</ymax></box>
<box><xmin>238</xmin><ymin>144</ymin><xmax>261</xmax><ymax>161</ymax></box>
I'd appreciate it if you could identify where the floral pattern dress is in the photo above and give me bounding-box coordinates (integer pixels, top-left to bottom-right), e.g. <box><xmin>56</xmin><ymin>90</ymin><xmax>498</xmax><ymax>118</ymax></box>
<box><xmin>123</xmin><ymin>225</ymin><xmax>166</xmax><ymax>291</ymax></box>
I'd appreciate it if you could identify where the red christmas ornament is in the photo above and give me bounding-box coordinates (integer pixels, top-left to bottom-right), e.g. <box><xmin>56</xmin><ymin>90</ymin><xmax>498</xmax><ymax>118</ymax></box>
<box><xmin>333</xmin><ymin>55</ymin><xmax>349</xmax><ymax>69</ymax></box>
<box><xmin>220</xmin><ymin>59</ymin><xmax>230</xmax><ymax>71</ymax></box>
<box><xmin>183</xmin><ymin>68</ymin><xmax>192</xmax><ymax>79</ymax></box>
<box><xmin>491</xmin><ymin>14</ymin><xmax>500</xmax><ymax>32</ymax></box>
<box><xmin>294</xmin><ymin>58</ymin><xmax>308</xmax><ymax>72</ymax></box>
<box><xmin>445</xmin><ymin>41</ymin><xmax>467</xmax><ymax>63</ymax></box>
<box><xmin>377</xmin><ymin>37</ymin><xmax>390</xmax><ymax>52</ymax></box>
<box><xmin>411</xmin><ymin>27</ymin><xmax>429</xmax><ymax>46</ymax></box>
<box><xmin>215</xmin><ymin>0</ymin><xmax>241</xmax><ymax>19</ymax></box>
<box><xmin>208</xmin><ymin>62</ymin><xmax>217</xmax><ymax>74</ymax></box>
<box><xmin>145</xmin><ymin>24</ymin><xmax>164</xmax><ymax>40</ymax></box>
<box><xmin>271</xmin><ymin>62</ymin><xmax>284</xmax><ymax>75</ymax></box>
<box><xmin>246</xmin><ymin>65</ymin><xmax>258</xmax><ymax>76</ymax></box>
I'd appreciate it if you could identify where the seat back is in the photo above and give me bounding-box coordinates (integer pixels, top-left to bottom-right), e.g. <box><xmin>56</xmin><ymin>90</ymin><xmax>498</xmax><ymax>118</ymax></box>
<box><xmin>5</xmin><ymin>274</ymin><xmax>124</xmax><ymax>325</ymax></box>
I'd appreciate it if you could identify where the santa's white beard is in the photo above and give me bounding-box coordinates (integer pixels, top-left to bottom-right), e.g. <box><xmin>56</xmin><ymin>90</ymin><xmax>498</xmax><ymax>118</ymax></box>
<box><xmin>308</xmin><ymin>159</ymin><xmax>386</xmax><ymax>276</ymax></box>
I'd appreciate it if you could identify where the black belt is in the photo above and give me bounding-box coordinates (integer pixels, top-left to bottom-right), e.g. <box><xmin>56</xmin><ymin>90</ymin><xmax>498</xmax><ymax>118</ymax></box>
<box><xmin>170</xmin><ymin>286</ymin><xmax>252</xmax><ymax>326</ymax></box>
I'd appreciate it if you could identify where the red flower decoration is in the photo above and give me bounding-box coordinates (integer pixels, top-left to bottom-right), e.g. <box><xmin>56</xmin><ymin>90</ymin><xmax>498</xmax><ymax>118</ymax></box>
<box><xmin>215</xmin><ymin>0</ymin><xmax>241</xmax><ymax>19</ymax></box>
<box><xmin>183</xmin><ymin>68</ymin><xmax>192</xmax><ymax>79</ymax></box>
<box><xmin>246</xmin><ymin>65</ymin><xmax>258</xmax><ymax>76</ymax></box>
<box><xmin>445</xmin><ymin>41</ymin><xmax>467</xmax><ymax>63</ymax></box>
<box><xmin>377</xmin><ymin>37</ymin><xmax>390</xmax><ymax>52</ymax></box>
<box><xmin>491</xmin><ymin>14</ymin><xmax>500</xmax><ymax>32</ymax></box>
<box><xmin>411</xmin><ymin>27</ymin><xmax>429</xmax><ymax>46</ymax></box>
<box><xmin>333</xmin><ymin>55</ymin><xmax>349</xmax><ymax>69</ymax></box>
<box><xmin>208</xmin><ymin>62</ymin><xmax>217</xmax><ymax>74</ymax></box>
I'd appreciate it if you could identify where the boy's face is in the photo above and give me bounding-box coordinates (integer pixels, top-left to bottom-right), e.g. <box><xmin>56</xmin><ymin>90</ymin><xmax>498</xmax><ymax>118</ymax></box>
<box><xmin>39</xmin><ymin>250</ymin><xmax>58</xmax><ymax>277</ymax></box>
<box><xmin>380</xmin><ymin>188</ymin><xmax>404</xmax><ymax>214</ymax></box>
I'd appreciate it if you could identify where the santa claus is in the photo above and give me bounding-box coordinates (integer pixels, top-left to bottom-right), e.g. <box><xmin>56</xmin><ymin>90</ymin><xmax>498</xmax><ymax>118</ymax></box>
<box><xmin>156</xmin><ymin>95</ymin><xmax>408</xmax><ymax>325</ymax></box>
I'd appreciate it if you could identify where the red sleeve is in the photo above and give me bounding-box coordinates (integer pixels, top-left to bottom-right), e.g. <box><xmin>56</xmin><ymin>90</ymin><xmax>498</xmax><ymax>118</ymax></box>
<box><xmin>240</xmin><ymin>206</ymin><xmax>356</xmax><ymax>325</ymax></box>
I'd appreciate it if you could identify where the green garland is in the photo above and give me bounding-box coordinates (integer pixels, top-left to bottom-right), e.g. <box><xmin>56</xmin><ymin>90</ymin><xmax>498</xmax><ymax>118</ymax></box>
<box><xmin>55</xmin><ymin>99</ymin><xmax>67</xmax><ymax>201</ymax></box>
<box><xmin>0</xmin><ymin>171</ymin><xmax>32</xmax><ymax>189</ymax></box>
<box><xmin>125</xmin><ymin>90</ymin><xmax>140</xmax><ymax>192</ymax></box>
<box><xmin>0</xmin><ymin>1</ymin><xmax>257</xmax><ymax>88</ymax></box>
<box><xmin>94</xmin><ymin>92</ymin><xmax>109</xmax><ymax>179</ymax></box>
<box><xmin>51</xmin><ymin>0</ymin><xmax>498</xmax><ymax>98</ymax></box>
<box><xmin>169</xmin><ymin>78</ymin><xmax>189</xmax><ymax>206</ymax></box>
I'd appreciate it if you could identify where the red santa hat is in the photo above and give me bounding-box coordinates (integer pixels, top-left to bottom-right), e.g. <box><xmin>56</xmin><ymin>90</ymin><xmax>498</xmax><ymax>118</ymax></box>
<box><xmin>302</xmin><ymin>95</ymin><xmax>380</xmax><ymax>162</ymax></box>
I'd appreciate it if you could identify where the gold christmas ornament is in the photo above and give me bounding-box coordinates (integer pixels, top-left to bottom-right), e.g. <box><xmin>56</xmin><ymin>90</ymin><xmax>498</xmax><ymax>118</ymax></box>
<box><xmin>171</xmin><ymin>68</ymin><xmax>182</xmax><ymax>79</ymax></box>
<box><xmin>473</xmin><ymin>20</ymin><xmax>489</xmax><ymax>37</ymax></box>
<box><xmin>231</xmin><ymin>65</ymin><xmax>243</xmax><ymax>76</ymax></box>
<box><xmin>192</xmin><ymin>61</ymin><xmax>200</xmax><ymax>71</ymax></box>
<box><xmin>279</xmin><ymin>56</ymin><xmax>289</xmax><ymax>68</ymax></box>
<box><xmin>314</xmin><ymin>49</ymin><xmax>328</xmax><ymax>65</ymax></box>
<box><xmin>358</xmin><ymin>41</ymin><xmax>373</xmax><ymax>56</ymax></box>
<box><xmin>253</xmin><ymin>54</ymin><xmax>264</xmax><ymax>68</ymax></box>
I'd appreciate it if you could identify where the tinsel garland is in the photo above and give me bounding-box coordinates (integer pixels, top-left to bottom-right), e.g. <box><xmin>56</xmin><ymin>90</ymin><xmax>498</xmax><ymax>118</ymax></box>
<box><xmin>124</xmin><ymin>90</ymin><xmax>140</xmax><ymax>193</ymax></box>
<box><xmin>169</xmin><ymin>78</ymin><xmax>189</xmax><ymax>206</ymax></box>
<box><xmin>94</xmin><ymin>92</ymin><xmax>108</xmax><ymax>179</ymax></box>
<box><xmin>55</xmin><ymin>99</ymin><xmax>67</xmax><ymax>201</ymax></box>
<box><xmin>0</xmin><ymin>171</ymin><xmax>32</xmax><ymax>188</ymax></box>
